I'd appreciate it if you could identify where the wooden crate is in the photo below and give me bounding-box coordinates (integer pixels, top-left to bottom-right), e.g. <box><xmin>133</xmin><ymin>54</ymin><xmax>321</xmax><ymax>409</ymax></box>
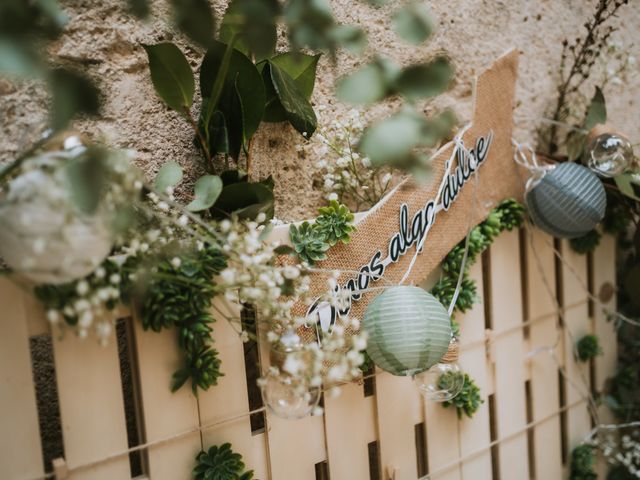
<box><xmin>0</xmin><ymin>230</ymin><xmax>617</xmax><ymax>480</ymax></box>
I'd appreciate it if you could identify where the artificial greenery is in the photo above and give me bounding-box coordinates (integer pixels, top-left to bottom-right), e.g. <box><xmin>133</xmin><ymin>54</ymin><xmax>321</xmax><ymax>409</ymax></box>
<box><xmin>315</xmin><ymin>200</ymin><xmax>356</xmax><ymax>246</ymax></box>
<box><xmin>290</xmin><ymin>222</ymin><xmax>331</xmax><ymax>265</ymax></box>
<box><xmin>576</xmin><ymin>334</ymin><xmax>603</xmax><ymax>362</ymax></box>
<box><xmin>289</xmin><ymin>202</ymin><xmax>356</xmax><ymax>265</ymax></box>
<box><xmin>193</xmin><ymin>443</ymin><xmax>253</xmax><ymax>480</ymax></box>
<box><xmin>569</xmin><ymin>444</ymin><xmax>598</xmax><ymax>480</ymax></box>
<box><xmin>126</xmin><ymin>245</ymin><xmax>227</xmax><ymax>393</ymax></box>
<box><xmin>432</xmin><ymin>198</ymin><xmax>525</xmax><ymax>314</ymax></box>
<box><xmin>440</xmin><ymin>372</ymin><xmax>483</xmax><ymax>419</ymax></box>
<box><xmin>570</xmin><ymin>229</ymin><xmax>602</xmax><ymax>255</ymax></box>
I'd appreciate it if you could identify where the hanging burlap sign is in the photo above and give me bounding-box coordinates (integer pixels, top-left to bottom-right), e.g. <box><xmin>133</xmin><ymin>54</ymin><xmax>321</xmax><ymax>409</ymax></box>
<box><xmin>296</xmin><ymin>49</ymin><xmax>524</xmax><ymax>345</ymax></box>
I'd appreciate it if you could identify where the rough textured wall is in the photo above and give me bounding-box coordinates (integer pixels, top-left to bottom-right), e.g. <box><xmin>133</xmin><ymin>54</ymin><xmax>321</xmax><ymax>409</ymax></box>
<box><xmin>1</xmin><ymin>0</ymin><xmax>639</xmax><ymax>221</ymax></box>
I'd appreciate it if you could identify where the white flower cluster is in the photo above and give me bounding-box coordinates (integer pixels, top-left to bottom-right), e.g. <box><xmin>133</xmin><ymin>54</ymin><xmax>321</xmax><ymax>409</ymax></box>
<box><xmin>45</xmin><ymin>265</ymin><xmax>123</xmax><ymax>345</ymax></box>
<box><xmin>216</xmin><ymin>213</ymin><xmax>310</xmax><ymax>326</ymax></box>
<box><xmin>596</xmin><ymin>428</ymin><xmax>640</xmax><ymax>477</ymax></box>
<box><xmin>217</xmin><ymin>217</ymin><xmax>368</xmax><ymax>399</ymax></box>
<box><xmin>302</xmin><ymin>107</ymin><xmax>395</xmax><ymax>212</ymax></box>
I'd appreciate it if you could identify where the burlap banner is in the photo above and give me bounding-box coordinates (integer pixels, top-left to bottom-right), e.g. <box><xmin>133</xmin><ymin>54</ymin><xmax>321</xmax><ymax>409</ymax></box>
<box><xmin>298</xmin><ymin>49</ymin><xmax>525</xmax><ymax>344</ymax></box>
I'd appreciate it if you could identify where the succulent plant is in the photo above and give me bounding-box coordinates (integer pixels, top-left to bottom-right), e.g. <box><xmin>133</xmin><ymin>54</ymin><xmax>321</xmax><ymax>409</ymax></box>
<box><xmin>289</xmin><ymin>221</ymin><xmax>330</xmax><ymax>265</ymax></box>
<box><xmin>193</xmin><ymin>443</ymin><xmax>253</xmax><ymax>480</ymax></box>
<box><xmin>570</xmin><ymin>229</ymin><xmax>602</xmax><ymax>255</ymax></box>
<box><xmin>576</xmin><ymin>334</ymin><xmax>602</xmax><ymax>362</ymax></box>
<box><xmin>315</xmin><ymin>200</ymin><xmax>356</xmax><ymax>246</ymax></box>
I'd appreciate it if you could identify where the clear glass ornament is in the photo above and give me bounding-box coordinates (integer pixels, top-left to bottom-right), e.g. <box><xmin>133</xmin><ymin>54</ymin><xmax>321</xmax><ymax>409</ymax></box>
<box><xmin>413</xmin><ymin>362</ymin><xmax>465</xmax><ymax>402</ymax></box>
<box><xmin>588</xmin><ymin>133</ymin><xmax>634</xmax><ymax>178</ymax></box>
<box><xmin>260</xmin><ymin>370</ymin><xmax>320</xmax><ymax>420</ymax></box>
<box><xmin>277</xmin><ymin>329</ymin><xmax>303</xmax><ymax>353</ymax></box>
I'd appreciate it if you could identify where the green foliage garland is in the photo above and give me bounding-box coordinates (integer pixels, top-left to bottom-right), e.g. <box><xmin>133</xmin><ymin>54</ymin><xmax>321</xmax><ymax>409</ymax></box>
<box><xmin>569</xmin><ymin>444</ymin><xmax>598</xmax><ymax>480</ymax></box>
<box><xmin>193</xmin><ymin>443</ymin><xmax>253</xmax><ymax>480</ymax></box>
<box><xmin>428</xmin><ymin>199</ymin><xmax>524</xmax><ymax>419</ymax></box>
<box><xmin>125</xmin><ymin>246</ymin><xmax>227</xmax><ymax>393</ymax></box>
<box><xmin>440</xmin><ymin>373</ymin><xmax>483</xmax><ymax>419</ymax></box>
<box><xmin>432</xmin><ymin>198</ymin><xmax>525</xmax><ymax>314</ymax></box>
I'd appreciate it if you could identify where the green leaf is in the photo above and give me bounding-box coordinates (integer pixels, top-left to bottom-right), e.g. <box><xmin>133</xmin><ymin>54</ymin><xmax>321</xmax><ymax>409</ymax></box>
<box><xmin>170</xmin><ymin>0</ymin><xmax>215</xmax><ymax>47</ymax></box>
<box><xmin>330</xmin><ymin>25</ymin><xmax>367</xmax><ymax>55</ymax></box>
<box><xmin>219</xmin><ymin>0</ymin><xmax>279</xmax><ymax>61</ymax></box>
<box><xmin>566</xmin><ymin>130</ymin><xmax>587</xmax><ymax>161</ymax></box>
<box><xmin>49</xmin><ymin>68</ymin><xmax>100</xmax><ymax>131</ymax></box>
<box><xmin>143</xmin><ymin>43</ymin><xmax>195</xmax><ymax>114</ymax></box>
<box><xmin>358</xmin><ymin>110</ymin><xmax>427</xmax><ymax>166</ymax></box>
<box><xmin>263</xmin><ymin>52</ymin><xmax>320</xmax><ymax>122</ymax></box>
<box><xmin>336</xmin><ymin>62</ymin><xmax>388</xmax><ymax>105</ymax></box>
<box><xmin>187</xmin><ymin>175</ymin><xmax>223</xmax><ymax>212</ymax></box>
<box><xmin>394</xmin><ymin>57</ymin><xmax>453</xmax><ymax>101</ymax></box>
<box><xmin>154</xmin><ymin>161</ymin><xmax>183</xmax><ymax>192</ymax></box>
<box><xmin>393</xmin><ymin>2</ymin><xmax>433</xmax><ymax>44</ymax></box>
<box><xmin>267</xmin><ymin>61</ymin><xmax>317</xmax><ymax>137</ymax></box>
<box><xmin>65</xmin><ymin>147</ymin><xmax>108</xmax><ymax>215</ymax></box>
<box><xmin>127</xmin><ymin>0</ymin><xmax>150</xmax><ymax>17</ymax></box>
<box><xmin>212</xmin><ymin>182</ymin><xmax>274</xmax><ymax>220</ymax></box>
<box><xmin>585</xmin><ymin>86</ymin><xmax>606</xmax><ymax>129</ymax></box>
<box><xmin>200</xmin><ymin>41</ymin><xmax>265</xmax><ymax>158</ymax></box>
<box><xmin>0</xmin><ymin>39</ymin><xmax>43</xmax><ymax>78</ymax></box>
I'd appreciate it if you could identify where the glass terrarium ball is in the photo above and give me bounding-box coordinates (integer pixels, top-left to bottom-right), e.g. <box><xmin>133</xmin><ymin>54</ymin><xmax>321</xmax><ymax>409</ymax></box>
<box><xmin>413</xmin><ymin>362</ymin><xmax>465</xmax><ymax>402</ymax></box>
<box><xmin>260</xmin><ymin>370</ymin><xmax>320</xmax><ymax>420</ymax></box>
<box><xmin>588</xmin><ymin>133</ymin><xmax>634</xmax><ymax>178</ymax></box>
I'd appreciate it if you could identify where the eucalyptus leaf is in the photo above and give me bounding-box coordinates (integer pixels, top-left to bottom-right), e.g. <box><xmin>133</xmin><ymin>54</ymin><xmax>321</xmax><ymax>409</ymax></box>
<box><xmin>154</xmin><ymin>161</ymin><xmax>183</xmax><ymax>192</ymax></box>
<box><xmin>127</xmin><ymin>0</ymin><xmax>150</xmax><ymax>18</ymax></box>
<box><xmin>170</xmin><ymin>0</ymin><xmax>215</xmax><ymax>47</ymax></box>
<box><xmin>219</xmin><ymin>0</ymin><xmax>279</xmax><ymax>61</ymax></box>
<box><xmin>263</xmin><ymin>53</ymin><xmax>320</xmax><ymax>122</ymax></box>
<box><xmin>358</xmin><ymin>110</ymin><xmax>428</xmax><ymax>167</ymax></box>
<box><xmin>65</xmin><ymin>147</ymin><xmax>108</xmax><ymax>215</ymax></box>
<box><xmin>336</xmin><ymin>62</ymin><xmax>388</xmax><ymax>105</ymax></box>
<box><xmin>394</xmin><ymin>57</ymin><xmax>453</xmax><ymax>101</ymax></box>
<box><xmin>585</xmin><ymin>86</ymin><xmax>606</xmax><ymax>129</ymax></box>
<box><xmin>566</xmin><ymin>130</ymin><xmax>587</xmax><ymax>161</ymax></box>
<box><xmin>143</xmin><ymin>43</ymin><xmax>194</xmax><ymax>114</ymax></box>
<box><xmin>268</xmin><ymin>62</ymin><xmax>317</xmax><ymax>137</ymax></box>
<box><xmin>187</xmin><ymin>175</ymin><xmax>223</xmax><ymax>212</ymax></box>
<box><xmin>330</xmin><ymin>25</ymin><xmax>367</xmax><ymax>55</ymax></box>
<box><xmin>392</xmin><ymin>2</ymin><xmax>433</xmax><ymax>44</ymax></box>
<box><xmin>49</xmin><ymin>68</ymin><xmax>100</xmax><ymax>131</ymax></box>
<box><xmin>0</xmin><ymin>40</ymin><xmax>43</xmax><ymax>78</ymax></box>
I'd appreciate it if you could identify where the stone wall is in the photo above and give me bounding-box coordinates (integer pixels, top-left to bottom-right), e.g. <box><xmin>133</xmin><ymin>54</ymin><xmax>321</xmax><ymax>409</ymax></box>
<box><xmin>1</xmin><ymin>0</ymin><xmax>638</xmax><ymax>221</ymax></box>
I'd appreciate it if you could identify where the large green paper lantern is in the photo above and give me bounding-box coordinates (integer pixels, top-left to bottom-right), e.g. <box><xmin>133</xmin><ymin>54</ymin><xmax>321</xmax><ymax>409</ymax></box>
<box><xmin>363</xmin><ymin>286</ymin><xmax>452</xmax><ymax>376</ymax></box>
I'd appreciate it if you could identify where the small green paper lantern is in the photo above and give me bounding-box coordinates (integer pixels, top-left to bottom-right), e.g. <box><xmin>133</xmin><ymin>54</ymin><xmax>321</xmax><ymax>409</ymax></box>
<box><xmin>526</xmin><ymin>162</ymin><xmax>606</xmax><ymax>239</ymax></box>
<box><xmin>363</xmin><ymin>286</ymin><xmax>452</xmax><ymax>376</ymax></box>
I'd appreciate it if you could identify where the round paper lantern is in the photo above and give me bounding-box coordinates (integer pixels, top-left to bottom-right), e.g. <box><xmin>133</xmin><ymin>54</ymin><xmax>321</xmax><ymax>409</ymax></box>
<box><xmin>525</xmin><ymin>162</ymin><xmax>606</xmax><ymax>239</ymax></box>
<box><xmin>587</xmin><ymin>133</ymin><xmax>635</xmax><ymax>177</ymax></box>
<box><xmin>363</xmin><ymin>286</ymin><xmax>452</xmax><ymax>376</ymax></box>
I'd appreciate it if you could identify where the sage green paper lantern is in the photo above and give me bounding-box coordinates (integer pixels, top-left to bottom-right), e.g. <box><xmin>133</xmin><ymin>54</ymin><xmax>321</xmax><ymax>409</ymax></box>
<box><xmin>363</xmin><ymin>286</ymin><xmax>452</xmax><ymax>376</ymax></box>
<box><xmin>525</xmin><ymin>162</ymin><xmax>606</xmax><ymax>239</ymax></box>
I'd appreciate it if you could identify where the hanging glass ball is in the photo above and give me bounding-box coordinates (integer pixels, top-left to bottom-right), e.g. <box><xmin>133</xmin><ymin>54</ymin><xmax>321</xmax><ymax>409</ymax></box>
<box><xmin>414</xmin><ymin>362</ymin><xmax>465</xmax><ymax>402</ymax></box>
<box><xmin>525</xmin><ymin>162</ymin><xmax>606</xmax><ymax>239</ymax></box>
<box><xmin>587</xmin><ymin>133</ymin><xmax>634</xmax><ymax>177</ymax></box>
<box><xmin>260</xmin><ymin>370</ymin><xmax>320</xmax><ymax>420</ymax></box>
<box><xmin>363</xmin><ymin>286</ymin><xmax>452</xmax><ymax>376</ymax></box>
<box><xmin>278</xmin><ymin>329</ymin><xmax>304</xmax><ymax>353</ymax></box>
